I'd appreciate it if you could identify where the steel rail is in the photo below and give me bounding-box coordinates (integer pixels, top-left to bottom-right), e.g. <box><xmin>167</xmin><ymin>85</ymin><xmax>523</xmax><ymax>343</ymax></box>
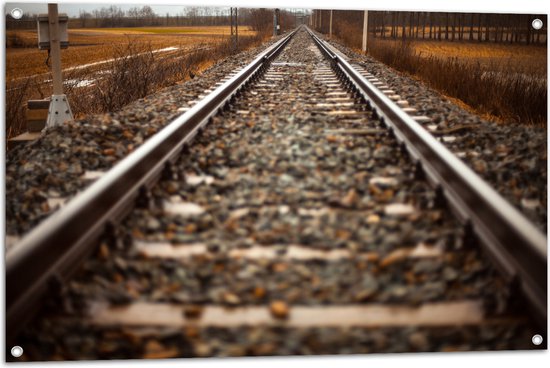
<box><xmin>6</xmin><ymin>29</ymin><xmax>297</xmax><ymax>343</ymax></box>
<box><xmin>307</xmin><ymin>27</ymin><xmax>547</xmax><ymax>331</ymax></box>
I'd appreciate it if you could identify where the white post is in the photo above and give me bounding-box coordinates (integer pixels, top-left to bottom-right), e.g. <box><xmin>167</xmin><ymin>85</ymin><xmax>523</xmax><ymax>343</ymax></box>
<box><xmin>329</xmin><ymin>10</ymin><xmax>333</xmax><ymax>38</ymax></box>
<box><xmin>46</xmin><ymin>3</ymin><xmax>73</xmax><ymax>128</ymax></box>
<box><xmin>362</xmin><ymin>10</ymin><xmax>369</xmax><ymax>53</ymax></box>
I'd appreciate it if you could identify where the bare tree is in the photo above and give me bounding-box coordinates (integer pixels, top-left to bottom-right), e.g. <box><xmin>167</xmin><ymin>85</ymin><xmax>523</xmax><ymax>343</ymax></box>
<box><xmin>248</xmin><ymin>9</ymin><xmax>272</xmax><ymax>35</ymax></box>
<box><xmin>79</xmin><ymin>10</ymin><xmax>92</xmax><ymax>27</ymax></box>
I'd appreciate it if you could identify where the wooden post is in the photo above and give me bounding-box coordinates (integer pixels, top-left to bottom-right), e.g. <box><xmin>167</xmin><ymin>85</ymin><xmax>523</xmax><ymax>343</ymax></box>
<box><xmin>362</xmin><ymin>10</ymin><xmax>369</xmax><ymax>53</ymax></box>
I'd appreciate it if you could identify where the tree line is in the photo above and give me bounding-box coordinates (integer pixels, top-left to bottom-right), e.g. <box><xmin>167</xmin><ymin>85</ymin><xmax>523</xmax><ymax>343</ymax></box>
<box><xmin>312</xmin><ymin>10</ymin><xmax>547</xmax><ymax>45</ymax></box>
<box><xmin>5</xmin><ymin>6</ymin><xmax>299</xmax><ymax>32</ymax></box>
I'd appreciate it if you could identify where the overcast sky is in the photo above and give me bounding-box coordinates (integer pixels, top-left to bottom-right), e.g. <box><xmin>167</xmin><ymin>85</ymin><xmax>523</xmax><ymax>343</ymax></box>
<box><xmin>5</xmin><ymin>3</ymin><xmax>214</xmax><ymax>17</ymax></box>
<box><xmin>4</xmin><ymin>0</ymin><xmax>549</xmax><ymax>18</ymax></box>
<box><xmin>3</xmin><ymin>1</ymin><xmax>319</xmax><ymax>18</ymax></box>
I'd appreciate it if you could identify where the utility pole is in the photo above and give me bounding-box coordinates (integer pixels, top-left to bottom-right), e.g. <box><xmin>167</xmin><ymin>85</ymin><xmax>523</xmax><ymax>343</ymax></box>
<box><xmin>362</xmin><ymin>10</ymin><xmax>369</xmax><ymax>53</ymax></box>
<box><xmin>230</xmin><ymin>7</ymin><xmax>238</xmax><ymax>51</ymax></box>
<box><xmin>273</xmin><ymin>8</ymin><xmax>280</xmax><ymax>36</ymax></box>
<box><xmin>329</xmin><ymin>10</ymin><xmax>333</xmax><ymax>38</ymax></box>
<box><xmin>46</xmin><ymin>3</ymin><xmax>73</xmax><ymax>127</ymax></box>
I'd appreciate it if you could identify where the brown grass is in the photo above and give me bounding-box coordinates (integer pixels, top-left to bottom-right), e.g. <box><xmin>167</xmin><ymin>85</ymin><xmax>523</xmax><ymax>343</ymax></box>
<box><xmin>392</xmin><ymin>39</ymin><xmax>547</xmax><ymax>76</ymax></box>
<box><xmin>74</xmin><ymin>26</ymin><xmax>256</xmax><ymax>35</ymax></box>
<box><xmin>332</xmin><ymin>22</ymin><xmax>363</xmax><ymax>50</ymax></box>
<box><xmin>6</xmin><ymin>26</ymin><xmax>256</xmax><ymax>80</ymax></box>
<box><xmin>368</xmin><ymin>38</ymin><xmax>547</xmax><ymax>126</ymax></box>
<box><xmin>5</xmin><ymin>26</ymin><xmax>265</xmax><ymax>142</ymax></box>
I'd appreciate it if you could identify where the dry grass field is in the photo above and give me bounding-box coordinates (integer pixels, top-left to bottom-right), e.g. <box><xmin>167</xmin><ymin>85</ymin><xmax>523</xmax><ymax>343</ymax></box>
<box><xmin>399</xmin><ymin>40</ymin><xmax>547</xmax><ymax>76</ymax></box>
<box><xmin>367</xmin><ymin>38</ymin><xmax>547</xmax><ymax>126</ymax></box>
<box><xmin>6</xmin><ymin>26</ymin><xmax>256</xmax><ymax>80</ymax></box>
<box><xmin>5</xmin><ymin>26</ymin><xmax>262</xmax><ymax>141</ymax></box>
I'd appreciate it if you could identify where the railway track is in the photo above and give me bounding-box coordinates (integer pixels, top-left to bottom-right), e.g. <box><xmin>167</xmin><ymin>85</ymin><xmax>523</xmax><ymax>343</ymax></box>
<box><xmin>6</xmin><ymin>26</ymin><xmax>546</xmax><ymax>360</ymax></box>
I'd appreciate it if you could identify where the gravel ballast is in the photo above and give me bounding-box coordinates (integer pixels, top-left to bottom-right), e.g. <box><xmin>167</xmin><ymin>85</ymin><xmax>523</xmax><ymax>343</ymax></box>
<box><xmin>11</xmin><ymin>29</ymin><xmax>540</xmax><ymax>361</ymax></box>
<box><xmin>322</xmin><ymin>34</ymin><xmax>547</xmax><ymax>232</ymax></box>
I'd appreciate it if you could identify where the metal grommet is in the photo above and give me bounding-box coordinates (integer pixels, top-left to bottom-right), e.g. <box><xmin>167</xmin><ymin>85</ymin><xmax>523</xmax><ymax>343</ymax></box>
<box><xmin>532</xmin><ymin>334</ymin><xmax>543</xmax><ymax>345</ymax></box>
<box><xmin>11</xmin><ymin>346</ymin><xmax>23</xmax><ymax>358</ymax></box>
<box><xmin>532</xmin><ymin>19</ymin><xmax>543</xmax><ymax>30</ymax></box>
<box><xmin>11</xmin><ymin>8</ymin><xmax>23</xmax><ymax>19</ymax></box>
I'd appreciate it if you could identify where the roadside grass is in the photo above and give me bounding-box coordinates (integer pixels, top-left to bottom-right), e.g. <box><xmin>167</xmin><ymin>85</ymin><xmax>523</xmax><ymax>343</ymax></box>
<box><xmin>367</xmin><ymin>38</ymin><xmax>547</xmax><ymax>126</ymax></box>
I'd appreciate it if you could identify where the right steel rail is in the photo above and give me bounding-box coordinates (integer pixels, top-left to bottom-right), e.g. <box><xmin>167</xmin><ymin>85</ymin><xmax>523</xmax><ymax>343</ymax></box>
<box><xmin>308</xmin><ymin>27</ymin><xmax>547</xmax><ymax>330</ymax></box>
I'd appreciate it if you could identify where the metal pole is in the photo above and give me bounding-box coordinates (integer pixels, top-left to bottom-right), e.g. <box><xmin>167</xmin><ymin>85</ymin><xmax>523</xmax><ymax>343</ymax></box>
<box><xmin>329</xmin><ymin>10</ymin><xmax>333</xmax><ymax>38</ymax></box>
<box><xmin>230</xmin><ymin>8</ymin><xmax>234</xmax><ymax>50</ymax></box>
<box><xmin>362</xmin><ymin>10</ymin><xmax>369</xmax><ymax>53</ymax></box>
<box><xmin>48</xmin><ymin>4</ymin><xmax>63</xmax><ymax>95</ymax></box>
<box><xmin>276</xmin><ymin>9</ymin><xmax>280</xmax><ymax>34</ymax></box>
<box><xmin>273</xmin><ymin>10</ymin><xmax>277</xmax><ymax>36</ymax></box>
<box><xmin>230</xmin><ymin>8</ymin><xmax>238</xmax><ymax>50</ymax></box>
<box><xmin>273</xmin><ymin>8</ymin><xmax>280</xmax><ymax>36</ymax></box>
<box><xmin>46</xmin><ymin>3</ymin><xmax>73</xmax><ymax>127</ymax></box>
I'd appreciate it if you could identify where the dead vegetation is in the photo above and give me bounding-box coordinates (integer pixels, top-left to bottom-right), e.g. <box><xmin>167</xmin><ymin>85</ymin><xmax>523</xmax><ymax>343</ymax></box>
<box><xmin>5</xmin><ymin>27</ymin><xmax>252</xmax><ymax>80</ymax></box>
<box><xmin>368</xmin><ymin>38</ymin><xmax>547</xmax><ymax>126</ymax></box>
<box><xmin>316</xmin><ymin>10</ymin><xmax>547</xmax><ymax>127</ymax></box>
<box><xmin>5</xmin><ymin>28</ymin><xmax>267</xmax><ymax>142</ymax></box>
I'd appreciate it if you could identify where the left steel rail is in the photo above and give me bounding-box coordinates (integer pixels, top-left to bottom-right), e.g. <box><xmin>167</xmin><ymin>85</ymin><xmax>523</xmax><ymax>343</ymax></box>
<box><xmin>6</xmin><ymin>29</ymin><xmax>296</xmax><ymax>343</ymax></box>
